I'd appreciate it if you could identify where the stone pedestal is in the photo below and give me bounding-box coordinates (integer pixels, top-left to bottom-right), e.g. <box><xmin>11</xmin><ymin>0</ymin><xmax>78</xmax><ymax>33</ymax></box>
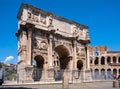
<box><xmin>47</xmin><ymin>68</ymin><xmax>55</xmax><ymax>82</ymax></box>
<box><xmin>72</xmin><ymin>70</ymin><xmax>79</xmax><ymax>83</ymax></box>
<box><xmin>62</xmin><ymin>75</ymin><xmax>69</xmax><ymax>89</ymax></box>
<box><xmin>24</xmin><ymin>66</ymin><xmax>33</xmax><ymax>83</ymax></box>
<box><xmin>84</xmin><ymin>69</ymin><xmax>92</xmax><ymax>82</ymax></box>
<box><xmin>113</xmin><ymin>80</ymin><xmax>120</xmax><ymax>88</ymax></box>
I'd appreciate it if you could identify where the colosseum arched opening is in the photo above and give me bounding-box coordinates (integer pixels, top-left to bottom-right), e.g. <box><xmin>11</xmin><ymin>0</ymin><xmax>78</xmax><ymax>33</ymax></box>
<box><xmin>94</xmin><ymin>57</ymin><xmax>99</xmax><ymax>65</ymax></box>
<box><xmin>101</xmin><ymin>57</ymin><xmax>105</xmax><ymax>65</ymax></box>
<box><xmin>107</xmin><ymin>56</ymin><xmax>111</xmax><ymax>64</ymax></box>
<box><xmin>113</xmin><ymin>56</ymin><xmax>117</xmax><ymax>63</ymax></box>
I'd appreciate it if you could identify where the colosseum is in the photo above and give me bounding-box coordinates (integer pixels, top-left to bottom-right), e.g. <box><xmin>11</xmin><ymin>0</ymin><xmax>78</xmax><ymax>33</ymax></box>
<box><xmin>89</xmin><ymin>46</ymin><xmax>120</xmax><ymax>80</ymax></box>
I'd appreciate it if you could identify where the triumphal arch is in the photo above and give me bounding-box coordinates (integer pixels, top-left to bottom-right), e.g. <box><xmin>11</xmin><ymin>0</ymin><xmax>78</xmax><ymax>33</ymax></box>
<box><xmin>16</xmin><ymin>3</ymin><xmax>91</xmax><ymax>83</ymax></box>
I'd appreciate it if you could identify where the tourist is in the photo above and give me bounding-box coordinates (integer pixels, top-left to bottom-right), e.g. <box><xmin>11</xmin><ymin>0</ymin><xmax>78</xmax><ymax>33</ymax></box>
<box><xmin>113</xmin><ymin>74</ymin><xmax>116</xmax><ymax>80</ymax></box>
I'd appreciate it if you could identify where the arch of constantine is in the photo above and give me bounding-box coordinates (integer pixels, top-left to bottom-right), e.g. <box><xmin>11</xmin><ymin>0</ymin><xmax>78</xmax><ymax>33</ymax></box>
<box><xmin>16</xmin><ymin>4</ymin><xmax>91</xmax><ymax>83</ymax></box>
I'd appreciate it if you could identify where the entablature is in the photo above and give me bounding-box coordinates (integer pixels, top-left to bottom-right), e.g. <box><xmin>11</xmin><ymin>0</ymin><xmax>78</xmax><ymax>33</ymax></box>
<box><xmin>17</xmin><ymin>3</ymin><xmax>90</xmax><ymax>43</ymax></box>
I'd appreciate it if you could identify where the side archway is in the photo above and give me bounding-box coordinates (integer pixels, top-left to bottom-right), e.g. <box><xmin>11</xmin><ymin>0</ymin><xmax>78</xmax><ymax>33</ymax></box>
<box><xmin>77</xmin><ymin>60</ymin><xmax>83</xmax><ymax>70</ymax></box>
<box><xmin>77</xmin><ymin>60</ymin><xmax>83</xmax><ymax>78</ymax></box>
<box><xmin>32</xmin><ymin>55</ymin><xmax>45</xmax><ymax>81</ymax></box>
<box><xmin>55</xmin><ymin>45</ymin><xmax>70</xmax><ymax>69</ymax></box>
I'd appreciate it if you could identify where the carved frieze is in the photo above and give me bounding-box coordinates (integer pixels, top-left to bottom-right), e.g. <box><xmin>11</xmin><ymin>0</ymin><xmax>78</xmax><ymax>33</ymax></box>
<box><xmin>27</xmin><ymin>11</ymin><xmax>39</xmax><ymax>23</ymax></box>
<box><xmin>27</xmin><ymin>10</ymin><xmax>47</xmax><ymax>25</ymax></box>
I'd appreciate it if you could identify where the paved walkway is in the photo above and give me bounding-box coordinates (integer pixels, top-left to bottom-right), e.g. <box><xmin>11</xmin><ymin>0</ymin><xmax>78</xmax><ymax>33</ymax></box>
<box><xmin>0</xmin><ymin>81</ymin><xmax>119</xmax><ymax>89</ymax></box>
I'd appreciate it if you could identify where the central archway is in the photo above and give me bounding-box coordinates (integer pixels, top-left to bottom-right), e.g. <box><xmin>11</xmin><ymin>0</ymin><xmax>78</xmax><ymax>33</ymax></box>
<box><xmin>54</xmin><ymin>45</ymin><xmax>70</xmax><ymax>80</ymax></box>
<box><xmin>32</xmin><ymin>55</ymin><xmax>45</xmax><ymax>81</ymax></box>
<box><xmin>55</xmin><ymin>45</ymin><xmax>70</xmax><ymax>69</ymax></box>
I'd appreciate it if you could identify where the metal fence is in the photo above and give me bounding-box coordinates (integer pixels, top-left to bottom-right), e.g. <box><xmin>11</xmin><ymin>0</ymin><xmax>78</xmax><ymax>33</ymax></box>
<box><xmin>3</xmin><ymin>68</ymin><xmax>116</xmax><ymax>84</ymax></box>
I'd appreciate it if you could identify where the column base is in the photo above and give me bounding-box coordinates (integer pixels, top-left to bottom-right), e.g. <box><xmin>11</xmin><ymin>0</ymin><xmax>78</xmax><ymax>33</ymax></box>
<box><xmin>84</xmin><ymin>69</ymin><xmax>92</xmax><ymax>82</ymax></box>
<box><xmin>47</xmin><ymin>68</ymin><xmax>55</xmax><ymax>82</ymax></box>
<box><xmin>23</xmin><ymin>66</ymin><xmax>34</xmax><ymax>83</ymax></box>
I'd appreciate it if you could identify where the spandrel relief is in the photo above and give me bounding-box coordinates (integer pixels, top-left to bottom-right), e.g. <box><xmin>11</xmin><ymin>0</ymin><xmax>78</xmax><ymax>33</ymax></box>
<box><xmin>40</xmin><ymin>41</ymin><xmax>48</xmax><ymax>50</ymax></box>
<box><xmin>32</xmin><ymin>37</ymin><xmax>48</xmax><ymax>50</ymax></box>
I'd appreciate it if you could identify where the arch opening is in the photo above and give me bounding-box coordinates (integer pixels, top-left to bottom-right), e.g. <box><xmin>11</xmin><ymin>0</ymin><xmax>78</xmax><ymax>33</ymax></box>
<box><xmin>54</xmin><ymin>45</ymin><xmax>70</xmax><ymax>81</ymax></box>
<box><xmin>119</xmin><ymin>69</ymin><xmax>120</xmax><ymax>74</ymax></box>
<box><xmin>55</xmin><ymin>45</ymin><xmax>70</xmax><ymax>69</ymax></box>
<box><xmin>101</xmin><ymin>69</ymin><xmax>105</xmax><ymax>79</ymax></box>
<box><xmin>107</xmin><ymin>69</ymin><xmax>112</xmax><ymax>79</ymax></box>
<box><xmin>113</xmin><ymin>56</ymin><xmax>116</xmax><ymax>63</ymax></box>
<box><xmin>77</xmin><ymin>60</ymin><xmax>83</xmax><ymax>78</ymax></box>
<box><xmin>94</xmin><ymin>57</ymin><xmax>99</xmax><ymax>65</ymax></box>
<box><xmin>94</xmin><ymin>69</ymin><xmax>99</xmax><ymax>79</ymax></box>
<box><xmin>119</xmin><ymin>57</ymin><xmax>120</xmax><ymax>63</ymax></box>
<box><xmin>77</xmin><ymin>60</ymin><xmax>83</xmax><ymax>70</ymax></box>
<box><xmin>113</xmin><ymin>69</ymin><xmax>117</xmax><ymax>75</ymax></box>
<box><xmin>32</xmin><ymin>55</ymin><xmax>45</xmax><ymax>81</ymax></box>
<box><xmin>107</xmin><ymin>57</ymin><xmax>111</xmax><ymax>64</ymax></box>
<box><xmin>101</xmin><ymin>57</ymin><xmax>105</xmax><ymax>65</ymax></box>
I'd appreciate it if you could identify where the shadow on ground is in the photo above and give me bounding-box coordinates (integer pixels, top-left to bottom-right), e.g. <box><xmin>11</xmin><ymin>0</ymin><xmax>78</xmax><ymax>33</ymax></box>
<box><xmin>0</xmin><ymin>87</ymin><xmax>37</xmax><ymax>89</ymax></box>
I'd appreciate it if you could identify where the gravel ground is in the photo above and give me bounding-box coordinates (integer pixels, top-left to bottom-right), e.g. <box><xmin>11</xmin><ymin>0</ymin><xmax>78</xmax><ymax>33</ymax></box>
<box><xmin>0</xmin><ymin>81</ymin><xmax>119</xmax><ymax>89</ymax></box>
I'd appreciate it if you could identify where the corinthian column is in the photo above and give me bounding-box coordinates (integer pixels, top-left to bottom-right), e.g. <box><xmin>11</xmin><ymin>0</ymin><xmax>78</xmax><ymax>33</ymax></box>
<box><xmin>87</xmin><ymin>46</ymin><xmax>90</xmax><ymax>70</ymax></box>
<box><xmin>73</xmin><ymin>41</ymin><xmax>77</xmax><ymax>69</ymax></box>
<box><xmin>27</xmin><ymin>28</ymin><xmax>32</xmax><ymax>65</ymax></box>
<box><xmin>48</xmin><ymin>34</ymin><xmax>53</xmax><ymax>67</ymax></box>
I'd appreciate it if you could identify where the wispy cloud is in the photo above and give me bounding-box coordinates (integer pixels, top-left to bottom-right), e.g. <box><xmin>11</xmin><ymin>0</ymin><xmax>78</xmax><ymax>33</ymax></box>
<box><xmin>4</xmin><ymin>56</ymin><xmax>14</xmax><ymax>63</ymax></box>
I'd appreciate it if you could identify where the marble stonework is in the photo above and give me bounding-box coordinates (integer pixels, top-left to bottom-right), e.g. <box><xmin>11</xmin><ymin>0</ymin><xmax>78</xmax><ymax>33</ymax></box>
<box><xmin>16</xmin><ymin>3</ymin><xmax>91</xmax><ymax>83</ymax></box>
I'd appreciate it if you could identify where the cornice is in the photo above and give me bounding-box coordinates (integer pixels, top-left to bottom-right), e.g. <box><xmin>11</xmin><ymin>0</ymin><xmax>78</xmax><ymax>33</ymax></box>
<box><xmin>17</xmin><ymin>3</ymin><xmax>88</xmax><ymax>29</ymax></box>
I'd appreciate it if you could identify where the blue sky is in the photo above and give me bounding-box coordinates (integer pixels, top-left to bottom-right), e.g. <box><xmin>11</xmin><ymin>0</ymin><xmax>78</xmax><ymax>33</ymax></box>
<box><xmin>0</xmin><ymin>0</ymin><xmax>120</xmax><ymax>64</ymax></box>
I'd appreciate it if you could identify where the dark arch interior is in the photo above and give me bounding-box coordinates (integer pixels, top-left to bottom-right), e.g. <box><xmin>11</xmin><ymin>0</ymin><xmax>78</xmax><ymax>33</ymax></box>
<box><xmin>107</xmin><ymin>57</ymin><xmax>111</xmax><ymax>64</ymax></box>
<box><xmin>95</xmin><ymin>69</ymin><xmax>99</xmax><ymax>79</ymax></box>
<box><xmin>113</xmin><ymin>56</ymin><xmax>116</xmax><ymax>63</ymax></box>
<box><xmin>77</xmin><ymin>60</ymin><xmax>83</xmax><ymax>70</ymax></box>
<box><xmin>113</xmin><ymin>69</ymin><xmax>117</xmax><ymax>74</ymax></box>
<box><xmin>33</xmin><ymin>55</ymin><xmax>44</xmax><ymax>81</ymax></box>
<box><xmin>119</xmin><ymin>57</ymin><xmax>120</xmax><ymax>63</ymax></box>
<box><xmin>94</xmin><ymin>57</ymin><xmax>99</xmax><ymax>65</ymax></box>
<box><xmin>55</xmin><ymin>45</ymin><xmax>70</xmax><ymax>69</ymax></box>
<box><xmin>101</xmin><ymin>57</ymin><xmax>105</xmax><ymax>65</ymax></box>
<box><xmin>34</xmin><ymin>55</ymin><xmax>44</xmax><ymax>68</ymax></box>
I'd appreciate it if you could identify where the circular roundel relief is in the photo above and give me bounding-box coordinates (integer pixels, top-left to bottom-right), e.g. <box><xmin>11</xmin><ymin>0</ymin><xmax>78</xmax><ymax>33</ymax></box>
<box><xmin>40</xmin><ymin>41</ymin><xmax>48</xmax><ymax>49</ymax></box>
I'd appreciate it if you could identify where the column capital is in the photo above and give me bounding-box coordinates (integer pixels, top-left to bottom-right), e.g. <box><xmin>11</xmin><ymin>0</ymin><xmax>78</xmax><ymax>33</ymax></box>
<box><xmin>49</xmin><ymin>34</ymin><xmax>53</xmax><ymax>39</ymax></box>
<box><xmin>28</xmin><ymin>28</ymin><xmax>32</xmax><ymax>37</ymax></box>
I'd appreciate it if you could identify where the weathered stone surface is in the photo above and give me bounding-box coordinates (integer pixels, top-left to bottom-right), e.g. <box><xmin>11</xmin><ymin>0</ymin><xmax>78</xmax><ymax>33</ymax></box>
<box><xmin>62</xmin><ymin>75</ymin><xmax>69</xmax><ymax>89</ymax></box>
<box><xmin>16</xmin><ymin>3</ymin><xmax>91</xmax><ymax>83</ymax></box>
